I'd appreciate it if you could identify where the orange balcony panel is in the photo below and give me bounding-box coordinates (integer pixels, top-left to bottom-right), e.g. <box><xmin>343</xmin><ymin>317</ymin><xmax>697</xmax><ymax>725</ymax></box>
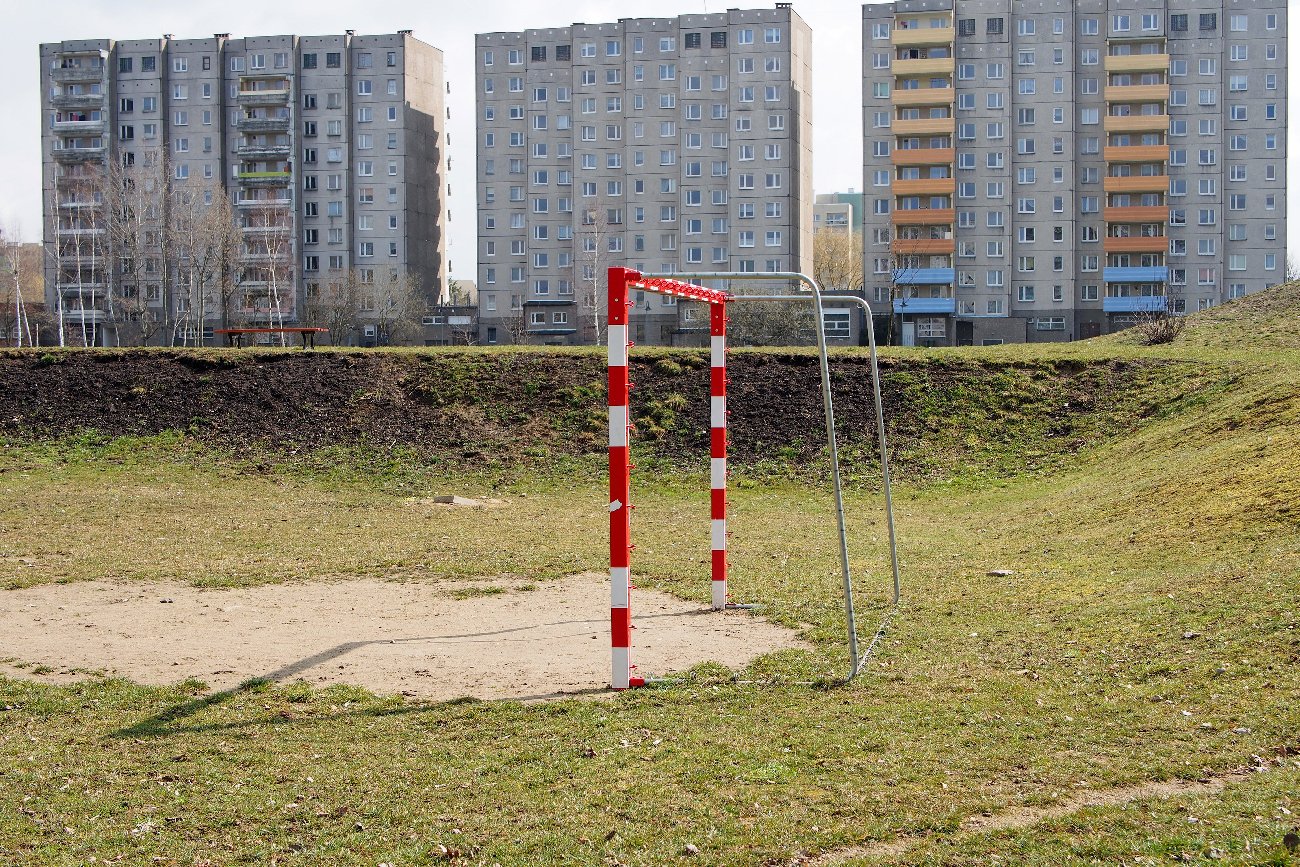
<box><xmin>892</xmin><ymin>238</ymin><xmax>956</xmax><ymax>255</ymax></box>
<box><xmin>891</xmin><ymin>147</ymin><xmax>954</xmax><ymax>166</ymax></box>
<box><xmin>1104</xmin><ymin>144</ymin><xmax>1169</xmax><ymax>163</ymax></box>
<box><xmin>893</xmin><ymin>117</ymin><xmax>955</xmax><ymax>136</ymax></box>
<box><xmin>891</xmin><ymin>208</ymin><xmax>955</xmax><ymax>226</ymax></box>
<box><xmin>891</xmin><ymin>87</ymin><xmax>955</xmax><ymax>107</ymax></box>
<box><xmin>1104</xmin><ymin>53</ymin><xmax>1170</xmax><ymax>74</ymax></box>
<box><xmin>892</xmin><ymin>26</ymin><xmax>956</xmax><ymax>48</ymax></box>
<box><xmin>893</xmin><ymin>56</ymin><xmax>955</xmax><ymax>77</ymax></box>
<box><xmin>1105</xmin><ymin>83</ymin><xmax>1170</xmax><ymax>102</ymax></box>
<box><xmin>1104</xmin><ymin>174</ymin><xmax>1169</xmax><ymax>193</ymax></box>
<box><xmin>1105</xmin><ymin>113</ymin><xmax>1170</xmax><ymax>133</ymax></box>
<box><xmin>1104</xmin><ymin>235</ymin><xmax>1168</xmax><ymax>253</ymax></box>
<box><xmin>1105</xmin><ymin>205</ymin><xmax>1169</xmax><ymax>223</ymax></box>
<box><xmin>893</xmin><ymin>177</ymin><xmax>956</xmax><ymax>196</ymax></box>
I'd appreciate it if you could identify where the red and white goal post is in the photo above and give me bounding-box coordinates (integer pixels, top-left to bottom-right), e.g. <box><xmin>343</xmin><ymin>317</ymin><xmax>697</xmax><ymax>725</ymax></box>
<box><xmin>607</xmin><ymin>267</ymin><xmax>732</xmax><ymax>690</ymax></box>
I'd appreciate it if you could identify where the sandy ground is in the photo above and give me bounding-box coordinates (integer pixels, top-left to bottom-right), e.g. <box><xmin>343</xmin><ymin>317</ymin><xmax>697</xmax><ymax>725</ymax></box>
<box><xmin>0</xmin><ymin>574</ymin><xmax>806</xmax><ymax>701</ymax></box>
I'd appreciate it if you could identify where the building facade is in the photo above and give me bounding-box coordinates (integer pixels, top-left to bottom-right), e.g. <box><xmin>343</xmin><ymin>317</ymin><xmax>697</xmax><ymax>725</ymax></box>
<box><xmin>862</xmin><ymin>0</ymin><xmax>1286</xmax><ymax>346</ymax></box>
<box><xmin>475</xmin><ymin>4</ymin><xmax>813</xmax><ymax>347</ymax></box>
<box><xmin>814</xmin><ymin>191</ymin><xmax>865</xmax><ymax>233</ymax></box>
<box><xmin>40</xmin><ymin>32</ymin><xmax>447</xmax><ymax>346</ymax></box>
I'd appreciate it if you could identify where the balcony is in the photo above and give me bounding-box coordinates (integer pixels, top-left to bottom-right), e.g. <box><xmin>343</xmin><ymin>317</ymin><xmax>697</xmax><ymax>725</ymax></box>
<box><xmin>1104</xmin><ymin>83</ymin><xmax>1170</xmax><ymax>103</ymax></box>
<box><xmin>53</xmin><ymin>147</ymin><xmax>106</xmax><ymax>163</ymax></box>
<box><xmin>892</xmin><ymin>268</ymin><xmax>955</xmax><ymax>285</ymax></box>
<box><xmin>1104</xmin><ymin>205</ymin><xmax>1168</xmax><ymax>223</ymax></box>
<box><xmin>51</xmin><ymin>93</ymin><xmax>105</xmax><ymax>110</ymax></box>
<box><xmin>55</xmin><ymin>225</ymin><xmax>106</xmax><ymax>236</ymax></box>
<box><xmin>241</xmin><ymin>223</ymin><xmax>292</xmax><ymax>234</ymax></box>
<box><xmin>892</xmin><ymin>26</ymin><xmax>955</xmax><ymax>48</ymax></box>
<box><xmin>237</xmin><ymin>170</ymin><xmax>292</xmax><ymax>187</ymax></box>
<box><xmin>236</xmin><ymin>142</ymin><xmax>292</xmax><ymax>159</ymax></box>
<box><xmin>1103</xmin><ymin>174</ymin><xmax>1168</xmax><ymax>193</ymax></box>
<box><xmin>236</xmin><ymin>196</ymin><xmax>292</xmax><ymax>209</ymax></box>
<box><xmin>237</xmin><ymin>88</ymin><xmax>291</xmax><ymax>106</ymax></box>
<box><xmin>891</xmin><ymin>86</ymin><xmax>955</xmax><ymax>107</ymax></box>
<box><xmin>1103</xmin><ymin>266</ymin><xmax>1169</xmax><ymax>284</ymax></box>
<box><xmin>892</xmin><ymin>238</ymin><xmax>955</xmax><ymax>256</ymax></box>
<box><xmin>1104</xmin><ymin>235</ymin><xmax>1167</xmax><ymax>254</ymax></box>
<box><xmin>1104</xmin><ymin>113</ymin><xmax>1169</xmax><ymax>133</ymax></box>
<box><xmin>236</xmin><ymin>116</ymin><xmax>291</xmax><ymax>133</ymax></box>
<box><xmin>50</xmin><ymin>66</ymin><xmax>104</xmax><ymax>84</ymax></box>
<box><xmin>52</xmin><ymin>119</ymin><xmax>105</xmax><ymax>134</ymax></box>
<box><xmin>892</xmin><ymin>116</ymin><xmax>955</xmax><ymax>137</ymax></box>
<box><xmin>56</xmin><ymin>199</ymin><xmax>102</xmax><ymax>209</ymax></box>
<box><xmin>892</xmin><ymin>56</ymin><xmax>955</xmax><ymax>77</ymax></box>
<box><xmin>891</xmin><ymin>146</ymin><xmax>954</xmax><ymax>167</ymax></box>
<box><xmin>892</xmin><ymin>177</ymin><xmax>955</xmax><ymax>197</ymax></box>
<box><xmin>1104</xmin><ymin>144</ymin><xmax>1168</xmax><ymax>163</ymax></box>
<box><xmin>893</xmin><ymin>296</ymin><xmax>956</xmax><ymax>314</ymax></box>
<box><xmin>62</xmin><ymin>307</ymin><xmax>109</xmax><ymax>325</ymax></box>
<box><xmin>1103</xmin><ymin>295</ymin><xmax>1169</xmax><ymax>313</ymax></box>
<box><xmin>57</xmin><ymin>282</ymin><xmax>107</xmax><ymax>296</ymax></box>
<box><xmin>1104</xmin><ymin>53</ymin><xmax>1170</xmax><ymax>74</ymax></box>
<box><xmin>891</xmin><ymin>208</ymin><xmax>954</xmax><ymax>226</ymax></box>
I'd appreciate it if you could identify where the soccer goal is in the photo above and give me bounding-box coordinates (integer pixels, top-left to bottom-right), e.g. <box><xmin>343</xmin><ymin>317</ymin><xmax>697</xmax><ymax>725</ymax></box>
<box><xmin>606</xmin><ymin>267</ymin><xmax>900</xmax><ymax>690</ymax></box>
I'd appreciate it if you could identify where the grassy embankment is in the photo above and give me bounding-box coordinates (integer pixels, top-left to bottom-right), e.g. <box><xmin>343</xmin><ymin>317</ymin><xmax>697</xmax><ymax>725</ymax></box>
<box><xmin>0</xmin><ymin>287</ymin><xmax>1297</xmax><ymax>865</ymax></box>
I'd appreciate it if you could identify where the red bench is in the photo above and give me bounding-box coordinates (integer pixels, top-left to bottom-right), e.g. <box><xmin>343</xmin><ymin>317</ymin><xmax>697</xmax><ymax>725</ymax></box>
<box><xmin>214</xmin><ymin>327</ymin><xmax>329</xmax><ymax>349</ymax></box>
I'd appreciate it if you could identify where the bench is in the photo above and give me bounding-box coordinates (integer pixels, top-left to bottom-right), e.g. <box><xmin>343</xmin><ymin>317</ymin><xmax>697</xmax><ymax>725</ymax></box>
<box><xmin>214</xmin><ymin>327</ymin><xmax>329</xmax><ymax>349</ymax></box>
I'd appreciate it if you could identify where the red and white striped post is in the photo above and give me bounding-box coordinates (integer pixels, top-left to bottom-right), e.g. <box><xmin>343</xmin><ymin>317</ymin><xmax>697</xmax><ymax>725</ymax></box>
<box><xmin>709</xmin><ymin>301</ymin><xmax>728</xmax><ymax>610</ymax></box>
<box><xmin>607</xmin><ymin>267</ymin><xmax>640</xmax><ymax>690</ymax></box>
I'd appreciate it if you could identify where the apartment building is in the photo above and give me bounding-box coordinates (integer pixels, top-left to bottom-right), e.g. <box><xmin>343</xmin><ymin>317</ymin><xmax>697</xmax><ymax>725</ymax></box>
<box><xmin>814</xmin><ymin>191</ymin><xmax>865</xmax><ymax>233</ymax></box>
<box><xmin>475</xmin><ymin>4</ymin><xmax>813</xmax><ymax>346</ymax></box>
<box><xmin>40</xmin><ymin>32</ymin><xmax>447</xmax><ymax>346</ymax></box>
<box><xmin>861</xmin><ymin>0</ymin><xmax>1286</xmax><ymax>346</ymax></box>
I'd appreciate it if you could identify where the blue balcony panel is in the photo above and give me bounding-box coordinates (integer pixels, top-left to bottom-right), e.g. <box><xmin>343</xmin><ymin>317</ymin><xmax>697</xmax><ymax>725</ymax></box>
<box><xmin>1103</xmin><ymin>266</ymin><xmax>1168</xmax><ymax>283</ymax></box>
<box><xmin>893</xmin><ymin>297</ymin><xmax>957</xmax><ymax>314</ymax></box>
<box><xmin>892</xmin><ymin>267</ymin><xmax>955</xmax><ymax>285</ymax></box>
<box><xmin>1103</xmin><ymin>295</ymin><xmax>1169</xmax><ymax>313</ymax></box>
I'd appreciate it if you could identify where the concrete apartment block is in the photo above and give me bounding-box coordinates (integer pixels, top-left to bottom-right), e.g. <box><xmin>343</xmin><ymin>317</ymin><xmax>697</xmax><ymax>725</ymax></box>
<box><xmin>40</xmin><ymin>32</ymin><xmax>446</xmax><ymax>346</ymax></box>
<box><xmin>475</xmin><ymin>4</ymin><xmax>813</xmax><ymax>347</ymax></box>
<box><xmin>861</xmin><ymin>0</ymin><xmax>1286</xmax><ymax>346</ymax></box>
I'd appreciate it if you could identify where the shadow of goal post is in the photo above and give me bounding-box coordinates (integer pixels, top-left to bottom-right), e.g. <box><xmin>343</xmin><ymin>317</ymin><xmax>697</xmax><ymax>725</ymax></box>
<box><xmin>607</xmin><ymin>267</ymin><xmax>732</xmax><ymax>690</ymax></box>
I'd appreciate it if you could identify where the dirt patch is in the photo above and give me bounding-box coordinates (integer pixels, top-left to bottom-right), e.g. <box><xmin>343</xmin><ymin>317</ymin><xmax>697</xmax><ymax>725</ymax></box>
<box><xmin>0</xmin><ymin>348</ymin><xmax>1200</xmax><ymax>479</ymax></box>
<box><xmin>0</xmin><ymin>574</ymin><xmax>806</xmax><ymax>701</ymax></box>
<box><xmin>799</xmin><ymin>763</ymin><xmax>1279</xmax><ymax>866</ymax></box>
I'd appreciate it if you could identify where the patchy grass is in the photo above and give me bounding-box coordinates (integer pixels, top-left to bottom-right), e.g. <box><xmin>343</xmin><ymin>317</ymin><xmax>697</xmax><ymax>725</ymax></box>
<box><xmin>2</xmin><ymin>302</ymin><xmax>1299</xmax><ymax>864</ymax></box>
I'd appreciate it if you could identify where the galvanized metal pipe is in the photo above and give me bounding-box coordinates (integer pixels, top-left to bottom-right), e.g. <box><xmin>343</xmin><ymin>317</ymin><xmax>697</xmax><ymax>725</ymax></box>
<box><xmin>640</xmin><ymin>271</ymin><xmax>901</xmax><ymax>681</ymax></box>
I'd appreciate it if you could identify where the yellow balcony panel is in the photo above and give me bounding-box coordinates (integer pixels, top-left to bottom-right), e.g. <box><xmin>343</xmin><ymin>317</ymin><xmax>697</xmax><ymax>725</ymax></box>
<box><xmin>893</xmin><ymin>116</ymin><xmax>955</xmax><ymax>137</ymax></box>
<box><xmin>1105</xmin><ymin>113</ymin><xmax>1170</xmax><ymax>133</ymax></box>
<box><xmin>1104</xmin><ymin>174</ymin><xmax>1169</xmax><ymax>193</ymax></box>
<box><xmin>891</xmin><ymin>87</ymin><xmax>955</xmax><ymax>107</ymax></box>
<box><xmin>1104</xmin><ymin>235</ymin><xmax>1168</xmax><ymax>253</ymax></box>
<box><xmin>891</xmin><ymin>208</ymin><xmax>955</xmax><ymax>226</ymax></box>
<box><xmin>893</xmin><ymin>177</ymin><xmax>956</xmax><ymax>197</ymax></box>
<box><xmin>1105</xmin><ymin>83</ymin><xmax>1170</xmax><ymax>102</ymax></box>
<box><xmin>891</xmin><ymin>147</ymin><xmax>954</xmax><ymax>166</ymax></box>
<box><xmin>892</xmin><ymin>238</ymin><xmax>955</xmax><ymax>256</ymax></box>
<box><xmin>1104</xmin><ymin>144</ymin><xmax>1168</xmax><ymax>163</ymax></box>
<box><xmin>1104</xmin><ymin>53</ymin><xmax>1170</xmax><ymax>74</ymax></box>
<box><xmin>1104</xmin><ymin>205</ymin><xmax>1169</xmax><ymax>223</ymax></box>
<box><xmin>893</xmin><ymin>56</ymin><xmax>955</xmax><ymax>77</ymax></box>
<box><xmin>892</xmin><ymin>26</ymin><xmax>955</xmax><ymax>48</ymax></box>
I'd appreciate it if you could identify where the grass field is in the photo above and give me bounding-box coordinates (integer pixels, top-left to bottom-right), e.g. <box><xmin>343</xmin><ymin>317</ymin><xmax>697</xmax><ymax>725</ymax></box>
<box><xmin>1</xmin><ymin>290</ymin><xmax>1298</xmax><ymax>865</ymax></box>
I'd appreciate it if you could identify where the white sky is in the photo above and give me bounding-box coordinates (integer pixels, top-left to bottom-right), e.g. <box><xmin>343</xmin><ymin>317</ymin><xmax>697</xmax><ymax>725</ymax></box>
<box><xmin>1</xmin><ymin>0</ymin><xmax>1293</xmax><ymax>278</ymax></box>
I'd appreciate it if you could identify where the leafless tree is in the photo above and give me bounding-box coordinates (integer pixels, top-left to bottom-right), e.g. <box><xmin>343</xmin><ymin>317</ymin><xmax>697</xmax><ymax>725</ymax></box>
<box><xmin>302</xmin><ymin>268</ymin><xmax>363</xmax><ymax>346</ymax></box>
<box><xmin>725</xmin><ymin>283</ymin><xmax>815</xmax><ymax>347</ymax></box>
<box><xmin>0</xmin><ymin>225</ymin><xmax>41</xmax><ymax>347</ymax></box>
<box><xmin>576</xmin><ymin>202</ymin><xmax>615</xmax><ymax>346</ymax></box>
<box><xmin>1286</xmin><ymin>256</ymin><xmax>1299</xmax><ymax>284</ymax></box>
<box><xmin>103</xmin><ymin>149</ymin><xmax>172</xmax><ymax>345</ymax></box>
<box><xmin>238</xmin><ymin>199</ymin><xmax>294</xmax><ymax>345</ymax></box>
<box><xmin>813</xmin><ymin>226</ymin><xmax>865</xmax><ymax>293</ymax></box>
<box><xmin>368</xmin><ymin>268</ymin><xmax>425</xmax><ymax>346</ymax></box>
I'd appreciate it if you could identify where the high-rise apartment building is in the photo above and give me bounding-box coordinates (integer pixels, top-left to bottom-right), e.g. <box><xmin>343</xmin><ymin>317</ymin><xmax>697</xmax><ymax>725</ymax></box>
<box><xmin>40</xmin><ymin>32</ymin><xmax>447</xmax><ymax>346</ymax></box>
<box><xmin>862</xmin><ymin>1</ymin><xmax>1286</xmax><ymax>346</ymax></box>
<box><xmin>475</xmin><ymin>5</ymin><xmax>812</xmax><ymax>346</ymax></box>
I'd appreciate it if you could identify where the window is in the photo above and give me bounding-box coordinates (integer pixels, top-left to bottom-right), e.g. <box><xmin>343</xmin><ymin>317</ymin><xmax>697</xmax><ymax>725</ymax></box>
<box><xmin>987</xmin><ymin>17</ymin><xmax>1003</xmax><ymax>35</ymax></box>
<box><xmin>1200</xmin><ymin>13</ymin><xmax>1217</xmax><ymax>32</ymax></box>
<box><xmin>764</xmin><ymin>27</ymin><xmax>781</xmax><ymax>43</ymax></box>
